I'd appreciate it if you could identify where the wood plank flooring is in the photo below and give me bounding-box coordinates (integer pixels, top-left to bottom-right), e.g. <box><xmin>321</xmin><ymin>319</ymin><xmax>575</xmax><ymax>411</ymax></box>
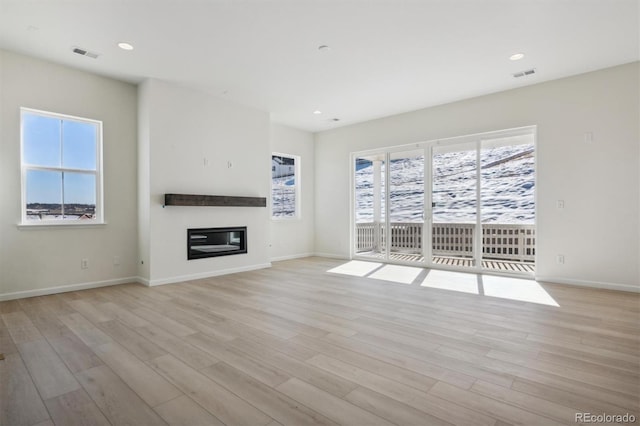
<box><xmin>1</xmin><ymin>256</ymin><xmax>638</xmax><ymax>426</ymax></box>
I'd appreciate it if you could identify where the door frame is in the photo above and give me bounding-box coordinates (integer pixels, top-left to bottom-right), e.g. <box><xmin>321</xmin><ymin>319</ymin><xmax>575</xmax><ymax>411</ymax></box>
<box><xmin>350</xmin><ymin>125</ymin><xmax>537</xmax><ymax>278</ymax></box>
<box><xmin>351</xmin><ymin>143</ymin><xmax>431</xmax><ymax>267</ymax></box>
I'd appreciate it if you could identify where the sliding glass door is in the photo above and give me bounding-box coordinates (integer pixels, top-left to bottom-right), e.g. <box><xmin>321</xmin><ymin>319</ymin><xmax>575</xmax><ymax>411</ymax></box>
<box><xmin>429</xmin><ymin>131</ymin><xmax>535</xmax><ymax>273</ymax></box>
<box><xmin>354</xmin><ymin>153</ymin><xmax>386</xmax><ymax>260</ymax></box>
<box><xmin>431</xmin><ymin>141</ymin><xmax>478</xmax><ymax>269</ymax></box>
<box><xmin>353</xmin><ymin>127</ymin><xmax>536</xmax><ymax>275</ymax></box>
<box><xmin>480</xmin><ymin>133</ymin><xmax>536</xmax><ymax>273</ymax></box>
<box><xmin>354</xmin><ymin>148</ymin><xmax>425</xmax><ymax>264</ymax></box>
<box><xmin>388</xmin><ymin>149</ymin><xmax>425</xmax><ymax>262</ymax></box>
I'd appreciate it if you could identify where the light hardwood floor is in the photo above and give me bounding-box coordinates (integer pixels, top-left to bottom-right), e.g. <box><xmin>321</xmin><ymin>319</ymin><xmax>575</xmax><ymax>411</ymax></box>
<box><xmin>1</xmin><ymin>257</ymin><xmax>638</xmax><ymax>426</ymax></box>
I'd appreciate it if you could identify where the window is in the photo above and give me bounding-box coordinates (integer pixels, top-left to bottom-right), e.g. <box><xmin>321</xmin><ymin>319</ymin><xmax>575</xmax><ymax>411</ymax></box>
<box><xmin>21</xmin><ymin>108</ymin><xmax>103</xmax><ymax>225</ymax></box>
<box><xmin>271</xmin><ymin>153</ymin><xmax>300</xmax><ymax>218</ymax></box>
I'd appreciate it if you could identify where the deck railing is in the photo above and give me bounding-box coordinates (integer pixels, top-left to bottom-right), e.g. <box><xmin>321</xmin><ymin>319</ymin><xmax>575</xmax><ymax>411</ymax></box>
<box><xmin>482</xmin><ymin>223</ymin><xmax>535</xmax><ymax>261</ymax></box>
<box><xmin>356</xmin><ymin>222</ymin><xmax>535</xmax><ymax>262</ymax></box>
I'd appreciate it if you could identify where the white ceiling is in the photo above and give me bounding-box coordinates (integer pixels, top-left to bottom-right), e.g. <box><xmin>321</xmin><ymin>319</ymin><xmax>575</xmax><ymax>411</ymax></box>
<box><xmin>1</xmin><ymin>0</ymin><xmax>638</xmax><ymax>132</ymax></box>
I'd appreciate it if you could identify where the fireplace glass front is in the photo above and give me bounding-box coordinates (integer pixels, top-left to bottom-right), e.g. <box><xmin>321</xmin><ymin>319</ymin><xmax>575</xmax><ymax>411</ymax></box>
<box><xmin>187</xmin><ymin>226</ymin><xmax>247</xmax><ymax>259</ymax></box>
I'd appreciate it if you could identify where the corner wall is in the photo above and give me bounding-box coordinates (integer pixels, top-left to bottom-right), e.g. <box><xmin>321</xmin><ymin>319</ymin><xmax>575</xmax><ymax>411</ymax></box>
<box><xmin>139</xmin><ymin>79</ymin><xmax>272</xmax><ymax>285</ymax></box>
<box><xmin>137</xmin><ymin>80</ymin><xmax>151</xmax><ymax>282</ymax></box>
<box><xmin>0</xmin><ymin>50</ymin><xmax>139</xmax><ymax>299</ymax></box>
<box><xmin>314</xmin><ymin>62</ymin><xmax>640</xmax><ymax>292</ymax></box>
<box><xmin>269</xmin><ymin>123</ymin><xmax>315</xmax><ymax>260</ymax></box>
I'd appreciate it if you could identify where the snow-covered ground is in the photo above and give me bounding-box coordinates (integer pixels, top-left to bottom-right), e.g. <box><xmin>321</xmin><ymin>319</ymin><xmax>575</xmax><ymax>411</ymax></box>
<box><xmin>272</xmin><ymin>176</ymin><xmax>296</xmax><ymax>217</ymax></box>
<box><xmin>355</xmin><ymin>144</ymin><xmax>535</xmax><ymax>224</ymax></box>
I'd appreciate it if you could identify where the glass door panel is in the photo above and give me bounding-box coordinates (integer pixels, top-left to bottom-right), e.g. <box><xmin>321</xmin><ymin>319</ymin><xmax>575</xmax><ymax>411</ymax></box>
<box><xmin>354</xmin><ymin>154</ymin><xmax>386</xmax><ymax>259</ymax></box>
<box><xmin>388</xmin><ymin>149</ymin><xmax>425</xmax><ymax>263</ymax></box>
<box><xmin>432</xmin><ymin>141</ymin><xmax>477</xmax><ymax>268</ymax></box>
<box><xmin>353</xmin><ymin>127</ymin><xmax>535</xmax><ymax>276</ymax></box>
<box><xmin>480</xmin><ymin>134</ymin><xmax>536</xmax><ymax>273</ymax></box>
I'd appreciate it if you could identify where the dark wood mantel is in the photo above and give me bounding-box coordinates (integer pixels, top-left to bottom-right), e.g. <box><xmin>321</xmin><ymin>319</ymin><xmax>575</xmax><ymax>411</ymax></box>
<box><xmin>164</xmin><ymin>193</ymin><xmax>267</xmax><ymax>207</ymax></box>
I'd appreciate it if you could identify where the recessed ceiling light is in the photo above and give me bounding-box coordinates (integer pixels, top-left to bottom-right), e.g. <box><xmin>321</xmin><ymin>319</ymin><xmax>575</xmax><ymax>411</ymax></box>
<box><xmin>313</xmin><ymin>110</ymin><xmax>322</xmax><ymax>115</ymax></box>
<box><xmin>318</xmin><ymin>45</ymin><xmax>331</xmax><ymax>52</ymax></box>
<box><xmin>118</xmin><ymin>42</ymin><xmax>134</xmax><ymax>51</ymax></box>
<box><xmin>510</xmin><ymin>53</ymin><xmax>525</xmax><ymax>61</ymax></box>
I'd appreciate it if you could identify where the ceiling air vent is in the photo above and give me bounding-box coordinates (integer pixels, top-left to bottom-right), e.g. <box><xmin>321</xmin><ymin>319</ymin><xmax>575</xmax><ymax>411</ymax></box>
<box><xmin>513</xmin><ymin>68</ymin><xmax>536</xmax><ymax>78</ymax></box>
<box><xmin>72</xmin><ymin>46</ymin><xmax>99</xmax><ymax>59</ymax></box>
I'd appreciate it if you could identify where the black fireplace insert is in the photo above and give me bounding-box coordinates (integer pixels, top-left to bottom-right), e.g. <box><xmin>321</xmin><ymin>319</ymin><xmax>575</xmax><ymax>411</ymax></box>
<box><xmin>187</xmin><ymin>226</ymin><xmax>247</xmax><ymax>260</ymax></box>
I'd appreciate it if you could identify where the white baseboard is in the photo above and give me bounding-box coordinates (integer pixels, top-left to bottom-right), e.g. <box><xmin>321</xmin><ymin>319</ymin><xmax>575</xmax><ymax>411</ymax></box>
<box><xmin>0</xmin><ymin>277</ymin><xmax>138</xmax><ymax>301</ymax></box>
<box><xmin>313</xmin><ymin>252</ymin><xmax>349</xmax><ymax>260</ymax></box>
<box><xmin>136</xmin><ymin>276</ymin><xmax>151</xmax><ymax>286</ymax></box>
<box><xmin>270</xmin><ymin>253</ymin><xmax>314</xmax><ymax>262</ymax></box>
<box><xmin>535</xmin><ymin>276</ymin><xmax>640</xmax><ymax>293</ymax></box>
<box><xmin>143</xmin><ymin>263</ymin><xmax>272</xmax><ymax>287</ymax></box>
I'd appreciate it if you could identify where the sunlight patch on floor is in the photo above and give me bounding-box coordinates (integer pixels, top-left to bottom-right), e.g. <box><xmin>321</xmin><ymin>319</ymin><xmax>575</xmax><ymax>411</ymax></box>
<box><xmin>421</xmin><ymin>270</ymin><xmax>479</xmax><ymax>294</ymax></box>
<box><xmin>327</xmin><ymin>260</ymin><xmax>383</xmax><ymax>277</ymax></box>
<box><xmin>369</xmin><ymin>264</ymin><xmax>422</xmax><ymax>285</ymax></box>
<box><xmin>327</xmin><ymin>260</ymin><xmax>559</xmax><ymax>307</ymax></box>
<box><xmin>483</xmin><ymin>275</ymin><xmax>559</xmax><ymax>307</ymax></box>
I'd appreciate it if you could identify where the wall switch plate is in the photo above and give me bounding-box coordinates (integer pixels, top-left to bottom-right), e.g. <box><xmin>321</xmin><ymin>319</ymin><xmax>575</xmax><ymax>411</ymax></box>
<box><xmin>557</xmin><ymin>200</ymin><xmax>565</xmax><ymax>209</ymax></box>
<box><xmin>557</xmin><ymin>255</ymin><xmax>565</xmax><ymax>264</ymax></box>
<box><xmin>113</xmin><ymin>256</ymin><xmax>121</xmax><ymax>266</ymax></box>
<box><xmin>81</xmin><ymin>258</ymin><xmax>89</xmax><ymax>269</ymax></box>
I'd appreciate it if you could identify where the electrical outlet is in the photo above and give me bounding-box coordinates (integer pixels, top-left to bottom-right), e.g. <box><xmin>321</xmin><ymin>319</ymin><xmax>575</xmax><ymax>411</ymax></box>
<box><xmin>81</xmin><ymin>258</ymin><xmax>89</xmax><ymax>269</ymax></box>
<box><xmin>557</xmin><ymin>200</ymin><xmax>565</xmax><ymax>209</ymax></box>
<box><xmin>113</xmin><ymin>256</ymin><xmax>121</xmax><ymax>266</ymax></box>
<box><xmin>556</xmin><ymin>255</ymin><xmax>565</xmax><ymax>265</ymax></box>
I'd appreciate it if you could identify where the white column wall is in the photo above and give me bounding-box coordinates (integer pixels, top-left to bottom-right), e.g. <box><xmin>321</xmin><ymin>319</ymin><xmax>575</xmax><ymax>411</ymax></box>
<box><xmin>139</xmin><ymin>79</ymin><xmax>272</xmax><ymax>285</ymax></box>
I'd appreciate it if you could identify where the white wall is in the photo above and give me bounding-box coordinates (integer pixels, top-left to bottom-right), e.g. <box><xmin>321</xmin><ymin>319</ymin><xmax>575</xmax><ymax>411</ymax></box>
<box><xmin>137</xmin><ymin>81</ymin><xmax>151</xmax><ymax>280</ymax></box>
<box><xmin>0</xmin><ymin>50</ymin><xmax>139</xmax><ymax>299</ymax></box>
<box><xmin>269</xmin><ymin>123</ymin><xmax>315</xmax><ymax>260</ymax></box>
<box><xmin>315</xmin><ymin>62</ymin><xmax>640</xmax><ymax>292</ymax></box>
<box><xmin>2</xmin><ymin>48</ymin><xmax>635</xmax><ymax>297</ymax></box>
<box><xmin>139</xmin><ymin>79</ymin><xmax>272</xmax><ymax>285</ymax></box>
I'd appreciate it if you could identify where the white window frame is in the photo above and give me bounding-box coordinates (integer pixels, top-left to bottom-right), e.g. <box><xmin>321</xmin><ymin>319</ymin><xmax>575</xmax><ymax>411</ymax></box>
<box><xmin>20</xmin><ymin>107</ymin><xmax>104</xmax><ymax>226</ymax></box>
<box><xmin>271</xmin><ymin>152</ymin><xmax>301</xmax><ymax>220</ymax></box>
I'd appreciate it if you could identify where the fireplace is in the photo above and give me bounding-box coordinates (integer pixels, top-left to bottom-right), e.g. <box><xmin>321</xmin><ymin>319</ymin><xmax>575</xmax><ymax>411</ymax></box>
<box><xmin>187</xmin><ymin>226</ymin><xmax>247</xmax><ymax>260</ymax></box>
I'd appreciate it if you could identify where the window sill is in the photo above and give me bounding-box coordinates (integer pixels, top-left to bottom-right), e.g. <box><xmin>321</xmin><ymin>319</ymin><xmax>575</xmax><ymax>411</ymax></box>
<box><xmin>271</xmin><ymin>217</ymin><xmax>301</xmax><ymax>222</ymax></box>
<box><xmin>17</xmin><ymin>221</ymin><xmax>107</xmax><ymax>230</ymax></box>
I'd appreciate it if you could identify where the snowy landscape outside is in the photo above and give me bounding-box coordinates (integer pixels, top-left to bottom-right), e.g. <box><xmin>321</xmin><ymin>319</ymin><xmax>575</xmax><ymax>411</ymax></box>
<box><xmin>23</xmin><ymin>111</ymin><xmax>98</xmax><ymax>221</ymax></box>
<box><xmin>272</xmin><ymin>154</ymin><xmax>297</xmax><ymax>217</ymax></box>
<box><xmin>354</xmin><ymin>144</ymin><xmax>535</xmax><ymax>224</ymax></box>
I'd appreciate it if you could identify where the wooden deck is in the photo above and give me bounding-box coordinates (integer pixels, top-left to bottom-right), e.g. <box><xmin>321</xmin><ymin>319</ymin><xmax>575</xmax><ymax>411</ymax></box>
<box><xmin>357</xmin><ymin>251</ymin><xmax>535</xmax><ymax>273</ymax></box>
